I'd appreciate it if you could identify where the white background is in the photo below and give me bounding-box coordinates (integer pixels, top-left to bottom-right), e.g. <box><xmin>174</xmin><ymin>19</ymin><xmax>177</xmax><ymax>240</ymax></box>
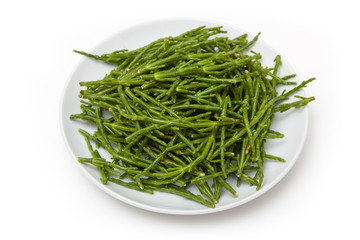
<box><xmin>1</xmin><ymin>0</ymin><xmax>358</xmax><ymax>239</ymax></box>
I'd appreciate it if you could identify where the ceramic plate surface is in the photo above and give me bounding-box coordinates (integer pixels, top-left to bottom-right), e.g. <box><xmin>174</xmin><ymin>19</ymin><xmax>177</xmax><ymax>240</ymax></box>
<box><xmin>60</xmin><ymin>19</ymin><xmax>309</xmax><ymax>215</ymax></box>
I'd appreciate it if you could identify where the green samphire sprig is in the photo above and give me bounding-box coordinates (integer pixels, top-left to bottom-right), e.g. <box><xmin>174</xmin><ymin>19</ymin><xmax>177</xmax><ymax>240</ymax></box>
<box><xmin>71</xmin><ymin>26</ymin><xmax>315</xmax><ymax>208</ymax></box>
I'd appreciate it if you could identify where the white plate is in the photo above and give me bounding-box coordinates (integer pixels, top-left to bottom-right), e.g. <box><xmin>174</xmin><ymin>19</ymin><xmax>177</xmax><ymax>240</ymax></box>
<box><xmin>60</xmin><ymin>19</ymin><xmax>309</xmax><ymax>215</ymax></box>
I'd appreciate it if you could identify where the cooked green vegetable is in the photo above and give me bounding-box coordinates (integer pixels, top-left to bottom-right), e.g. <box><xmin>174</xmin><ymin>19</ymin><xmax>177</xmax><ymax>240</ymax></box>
<box><xmin>70</xmin><ymin>26</ymin><xmax>315</xmax><ymax>208</ymax></box>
